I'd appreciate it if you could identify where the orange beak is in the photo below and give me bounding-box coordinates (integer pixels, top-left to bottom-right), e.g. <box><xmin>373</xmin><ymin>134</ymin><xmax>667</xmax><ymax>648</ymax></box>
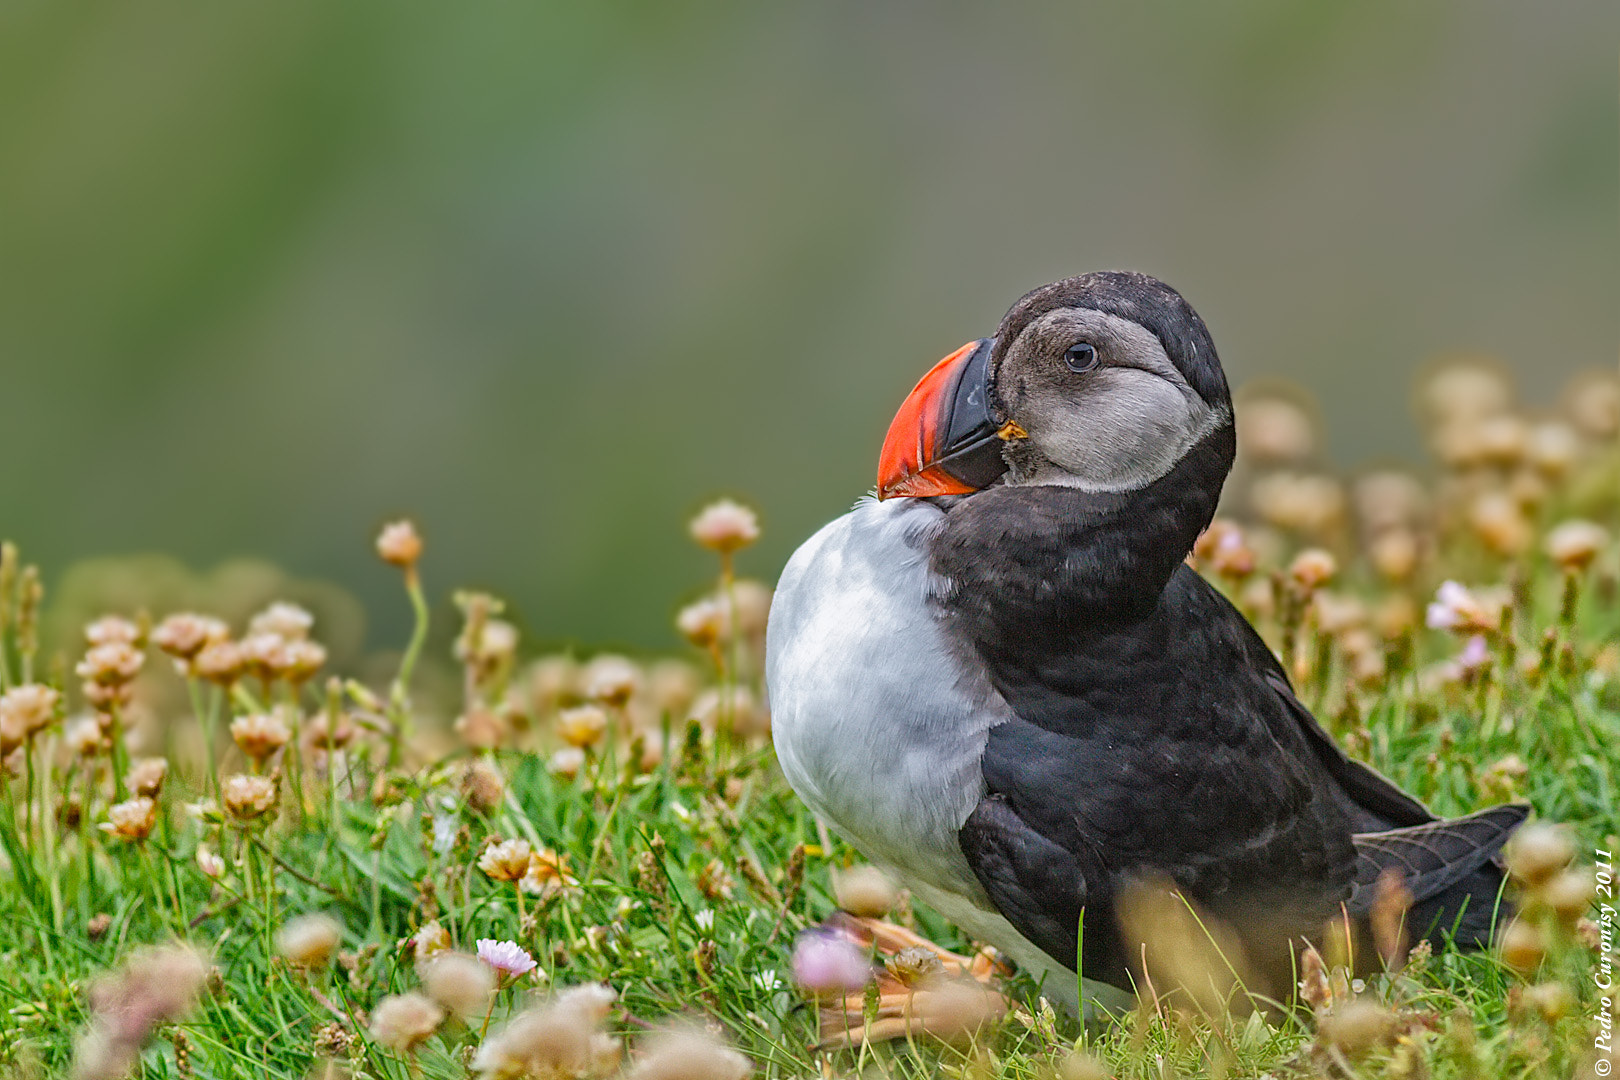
<box><xmin>876</xmin><ymin>338</ymin><xmax>1011</xmax><ymax>499</ymax></box>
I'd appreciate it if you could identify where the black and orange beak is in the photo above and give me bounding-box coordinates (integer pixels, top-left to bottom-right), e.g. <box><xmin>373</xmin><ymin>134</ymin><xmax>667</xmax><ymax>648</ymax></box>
<box><xmin>876</xmin><ymin>338</ymin><xmax>1012</xmax><ymax>500</ymax></box>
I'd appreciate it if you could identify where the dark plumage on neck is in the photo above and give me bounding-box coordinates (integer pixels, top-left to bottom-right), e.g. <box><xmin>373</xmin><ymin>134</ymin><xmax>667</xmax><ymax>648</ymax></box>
<box><xmin>930</xmin><ymin>420</ymin><xmax>1235</xmax><ymax>656</ymax></box>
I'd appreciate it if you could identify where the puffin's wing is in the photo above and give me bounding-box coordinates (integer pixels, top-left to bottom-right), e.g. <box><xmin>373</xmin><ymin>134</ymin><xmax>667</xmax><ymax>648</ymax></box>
<box><xmin>957</xmin><ymin>794</ymin><xmax>1092</xmax><ymax>981</ymax></box>
<box><xmin>1258</xmin><ymin>669</ymin><xmax>1434</xmax><ymax>832</ymax></box>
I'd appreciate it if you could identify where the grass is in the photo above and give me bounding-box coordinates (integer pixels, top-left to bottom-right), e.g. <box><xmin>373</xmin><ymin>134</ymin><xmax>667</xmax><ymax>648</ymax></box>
<box><xmin>1</xmin><ymin>363</ymin><xmax>1618</xmax><ymax>1079</ymax></box>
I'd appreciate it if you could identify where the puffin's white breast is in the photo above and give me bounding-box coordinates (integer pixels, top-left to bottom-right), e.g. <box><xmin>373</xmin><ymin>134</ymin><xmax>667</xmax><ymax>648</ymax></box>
<box><xmin>765</xmin><ymin>497</ymin><xmax>1002</xmax><ymax>905</ymax></box>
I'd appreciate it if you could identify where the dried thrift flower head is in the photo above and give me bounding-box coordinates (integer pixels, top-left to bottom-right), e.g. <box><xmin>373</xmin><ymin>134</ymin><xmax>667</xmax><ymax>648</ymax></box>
<box><xmin>85</xmin><ymin>616</ymin><xmax>140</xmax><ymax>647</ymax></box>
<box><xmin>0</xmin><ymin>683</ymin><xmax>60</xmax><ymax>741</ymax></box>
<box><xmin>125</xmin><ymin>757</ymin><xmax>167</xmax><ymax>798</ymax></box>
<box><xmin>476</xmin><ymin>938</ymin><xmax>538</xmax><ymax>979</ymax></box>
<box><xmin>675</xmin><ymin>597</ymin><xmax>729</xmax><ymax>649</ymax></box>
<box><xmin>221</xmin><ymin>773</ymin><xmax>277</xmax><ymax>820</ymax></box>
<box><xmin>278</xmin><ymin>639</ymin><xmax>327</xmax><ymax>683</ymax></box>
<box><xmin>368</xmin><ymin>992</ymin><xmax>444</xmax><ymax>1053</ymax></box>
<box><xmin>790</xmin><ymin>928</ymin><xmax>872</xmax><ymax>996</ymax></box>
<box><xmin>526</xmin><ymin>655</ymin><xmax>578</xmax><ymax>712</ymax></box>
<box><xmin>1563</xmin><ymin>368</ymin><xmax>1620</xmax><ymax>438</ymax></box>
<box><xmin>1236</xmin><ymin>394</ymin><xmax>1317</xmax><ymax>464</ymax></box>
<box><xmin>457</xmin><ymin>619</ymin><xmax>519</xmax><ymax>670</ymax></box>
<box><xmin>478</xmin><ymin>838</ymin><xmax>533</xmax><ymax>882</ymax></box>
<box><xmin>192</xmin><ymin>640</ymin><xmax>245</xmax><ymax>685</ymax></box>
<box><xmin>628</xmin><ymin>1026</ymin><xmax>752</xmax><ymax>1080</ymax></box>
<box><xmin>914</xmin><ymin>980</ymin><xmax>1008</xmax><ymax>1045</ymax></box>
<box><xmin>152</xmin><ymin>614</ymin><xmax>228</xmax><ymax>660</ymax></box>
<box><xmin>1505</xmin><ymin>822</ymin><xmax>1575</xmax><ymax>887</ymax></box>
<box><xmin>688</xmin><ymin>686</ymin><xmax>768</xmax><ymax>738</ymax></box>
<box><xmin>730</xmin><ymin>580</ymin><xmax>774</xmax><ymax>637</ymax></box>
<box><xmin>1316</xmin><ymin>999</ymin><xmax>1398</xmax><ymax>1058</ymax></box>
<box><xmin>455</xmin><ymin>707</ymin><xmax>507</xmax><ymax>751</ymax></box>
<box><xmin>584</xmin><ymin>655</ymin><xmax>640</xmax><ymax>707</ymax></box>
<box><xmin>646</xmin><ymin>660</ymin><xmax>700</xmax><ymax>716</ymax></box>
<box><xmin>556</xmin><ymin>704</ymin><xmax>608</xmax><ymax>749</ymax></box>
<box><xmin>231</xmin><ymin>710</ymin><xmax>292</xmax><ymax>763</ymax></box>
<box><xmin>1250</xmin><ymin>472</ymin><xmax>1345</xmax><ymax>536</ymax></box>
<box><xmin>1352</xmin><ymin>470</ymin><xmax>1429</xmax><ymax>534</ymax></box>
<box><xmin>1288</xmin><ymin>549</ymin><xmax>1337</xmax><ymax>591</ymax></box>
<box><xmin>66</xmin><ymin>715</ymin><xmax>105</xmax><ymax>758</ymax></box>
<box><xmin>1545</xmin><ymin>520</ymin><xmax>1609</xmax><ymax>572</ymax></box>
<box><xmin>1498</xmin><ymin>918</ymin><xmax>1546</xmax><ymax>973</ymax></box>
<box><xmin>1425</xmin><ymin>581</ymin><xmax>1504</xmax><ymax>635</ymax></box>
<box><xmin>422</xmin><ymin>952</ymin><xmax>495</xmax><ymax>1018</ymax></box>
<box><xmin>249</xmin><ymin>602</ymin><xmax>314</xmax><ymax>642</ymax></box>
<box><xmin>470</xmin><ymin>984</ymin><xmax>618</xmax><ymax>1080</ymax></box>
<box><xmin>77</xmin><ymin>944</ymin><xmax>209</xmax><ymax>1079</ymax></box>
<box><xmin>99</xmin><ymin>798</ymin><xmax>158</xmax><ymax>843</ymax></box>
<box><xmin>1467</xmin><ymin>491</ymin><xmax>1532</xmax><ymax>556</ymax></box>
<box><xmin>548</xmin><ymin>746</ymin><xmax>585</xmax><ymax>779</ymax></box>
<box><xmin>77</xmin><ymin>642</ymin><xmax>144</xmax><ymax>686</ymax></box>
<box><xmin>412</xmin><ymin>920</ymin><xmax>452</xmax><ymax>964</ymax></box>
<box><xmin>460</xmin><ymin>757</ymin><xmax>507</xmax><ymax>814</ymax></box>
<box><xmin>195</xmin><ymin>846</ymin><xmax>225</xmax><ymax>878</ymax></box>
<box><xmin>1421</xmin><ymin>358</ymin><xmax>1513</xmax><ymax>426</ymax></box>
<box><xmin>834</xmin><ymin>865</ymin><xmax>897</xmax><ymax>918</ymax></box>
<box><xmin>376</xmin><ymin>520</ymin><xmax>424</xmax><ymax>569</ymax></box>
<box><xmin>1368</xmin><ymin>528</ymin><xmax>1420</xmax><ymax>582</ymax></box>
<box><xmin>688</xmin><ymin>498</ymin><xmax>760</xmax><ymax>554</ymax></box>
<box><xmin>277</xmin><ymin>913</ymin><xmax>343</xmax><ymax>969</ymax></box>
<box><xmin>520</xmin><ymin>849</ymin><xmax>578</xmax><ymax>899</ymax></box>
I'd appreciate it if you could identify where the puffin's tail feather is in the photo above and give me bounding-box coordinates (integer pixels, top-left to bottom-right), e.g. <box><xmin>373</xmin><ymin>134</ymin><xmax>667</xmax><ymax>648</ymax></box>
<box><xmin>1348</xmin><ymin>803</ymin><xmax>1529</xmax><ymax>950</ymax></box>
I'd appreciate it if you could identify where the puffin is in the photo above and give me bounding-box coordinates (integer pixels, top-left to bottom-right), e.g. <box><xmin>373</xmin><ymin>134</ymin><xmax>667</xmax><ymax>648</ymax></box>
<box><xmin>765</xmin><ymin>271</ymin><xmax>1525</xmax><ymax>1008</ymax></box>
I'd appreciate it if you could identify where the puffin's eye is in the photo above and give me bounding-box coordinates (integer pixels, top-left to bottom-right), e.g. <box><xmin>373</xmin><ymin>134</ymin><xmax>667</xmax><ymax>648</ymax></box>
<box><xmin>1063</xmin><ymin>342</ymin><xmax>1098</xmax><ymax>373</ymax></box>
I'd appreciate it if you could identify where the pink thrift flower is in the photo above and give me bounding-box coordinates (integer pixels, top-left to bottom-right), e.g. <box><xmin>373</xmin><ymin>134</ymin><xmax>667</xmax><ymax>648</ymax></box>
<box><xmin>791</xmin><ymin>929</ymin><xmax>872</xmax><ymax>996</ymax></box>
<box><xmin>476</xmin><ymin>938</ymin><xmax>537</xmax><ymax>978</ymax></box>
<box><xmin>1458</xmin><ymin>634</ymin><xmax>1490</xmax><ymax>672</ymax></box>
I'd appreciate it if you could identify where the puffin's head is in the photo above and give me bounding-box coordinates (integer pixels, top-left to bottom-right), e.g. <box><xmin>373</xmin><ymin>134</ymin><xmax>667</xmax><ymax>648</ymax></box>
<box><xmin>877</xmin><ymin>272</ymin><xmax>1234</xmax><ymax>499</ymax></box>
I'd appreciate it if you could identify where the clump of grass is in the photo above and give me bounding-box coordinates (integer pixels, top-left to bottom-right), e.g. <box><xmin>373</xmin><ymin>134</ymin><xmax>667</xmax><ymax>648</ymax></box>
<box><xmin>0</xmin><ymin>361</ymin><xmax>1616</xmax><ymax>1079</ymax></box>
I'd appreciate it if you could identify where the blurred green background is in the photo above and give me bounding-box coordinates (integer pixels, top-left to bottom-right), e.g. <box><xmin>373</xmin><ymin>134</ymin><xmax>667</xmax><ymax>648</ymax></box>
<box><xmin>1</xmin><ymin>2</ymin><xmax>1615</xmax><ymax>652</ymax></box>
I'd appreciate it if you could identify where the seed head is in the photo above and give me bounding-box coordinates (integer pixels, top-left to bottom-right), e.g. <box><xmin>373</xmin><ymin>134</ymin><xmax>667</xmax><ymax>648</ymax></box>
<box><xmin>689</xmin><ymin>499</ymin><xmax>760</xmax><ymax>554</ymax></box>
<box><xmin>99</xmin><ymin>798</ymin><xmax>158</xmax><ymax>842</ymax></box>
<box><xmin>152</xmin><ymin>614</ymin><xmax>228</xmax><ymax>660</ymax></box>
<box><xmin>277</xmin><ymin>913</ymin><xmax>343</xmax><ymax>969</ymax></box>
<box><xmin>556</xmin><ymin>704</ymin><xmax>608</xmax><ymax>749</ymax></box>
<box><xmin>479</xmin><ymin>838</ymin><xmax>532</xmax><ymax>882</ymax></box>
<box><xmin>476</xmin><ymin>938</ymin><xmax>539</xmax><ymax>978</ymax></box>
<box><xmin>125</xmin><ymin>757</ymin><xmax>167</xmax><ymax>798</ymax></box>
<box><xmin>422</xmin><ymin>952</ymin><xmax>494</xmax><ymax>1018</ymax></box>
<box><xmin>834</xmin><ymin>865</ymin><xmax>897</xmax><ymax>918</ymax></box>
<box><xmin>368</xmin><ymin>992</ymin><xmax>444</xmax><ymax>1053</ymax></box>
<box><xmin>231</xmin><ymin>710</ymin><xmax>292</xmax><ymax>763</ymax></box>
<box><xmin>1545</xmin><ymin>520</ymin><xmax>1609</xmax><ymax>572</ymax></box>
<box><xmin>221</xmin><ymin>773</ymin><xmax>277</xmax><ymax>820</ymax></box>
<box><xmin>376</xmin><ymin>520</ymin><xmax>424</xmax><ymax>569</ymax></box>
<box><xmin>85</xmin><ymin>616</ymin><xmax>140</xmax><ymax>647</ymax></box>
